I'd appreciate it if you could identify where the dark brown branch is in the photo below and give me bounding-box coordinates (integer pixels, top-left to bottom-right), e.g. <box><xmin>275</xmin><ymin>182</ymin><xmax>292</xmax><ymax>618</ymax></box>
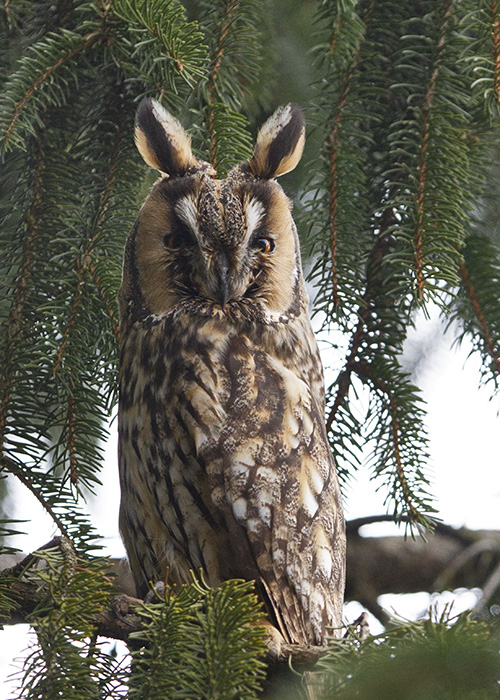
<box><xmin>0</xmin><ymin>537</ymin><xmax>62</xmax><ymax>578</ymax></box>
<box><xmin>0</xmin><ymin>559</ymin><xmax>325</xmax><ymax>664</ymax></box>
<box><xmin>3</xmin><ymin>523</ymin><xmax>500</xmax><ymax>648</ymax></box>
<box><xmin>345</xmin><ymin>525</ymin><xmax>500</xmax><ymax>616</ymax></box>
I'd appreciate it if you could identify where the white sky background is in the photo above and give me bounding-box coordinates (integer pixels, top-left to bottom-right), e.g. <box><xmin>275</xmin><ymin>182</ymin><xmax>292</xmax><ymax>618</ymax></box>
<box><xmin>1</xmin><ymin>310</ymin><xmax>499</xmax><ymax>694</ymax></box>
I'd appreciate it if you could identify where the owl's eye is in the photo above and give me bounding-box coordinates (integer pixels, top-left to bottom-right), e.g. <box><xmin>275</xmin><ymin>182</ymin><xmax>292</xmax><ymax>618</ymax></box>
<box><xmin>163</xmin><ymin>221</ymin><xmax>193</xmax><ymax>250</ymax></box>
<box><xmin>163</xmin><ymin>233</ymin><xmax>184</xmax><ymax>249</ymax></box>
<box><xmin>253</xmin><ymin>236</ymin><xmax>275</xmax><ymax>254</ymax></box>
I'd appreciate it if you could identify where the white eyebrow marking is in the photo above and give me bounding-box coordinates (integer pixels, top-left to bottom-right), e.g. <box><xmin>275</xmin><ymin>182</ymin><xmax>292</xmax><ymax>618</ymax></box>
<box><xmin>245</xmin><ymin>197</ymin><xmax>265</xmax><ymax>240</ymax></box>
<box><xmin>175</xmin><ymin>195</ymin><xmax>199</xmax><ymax>234</ymax></box>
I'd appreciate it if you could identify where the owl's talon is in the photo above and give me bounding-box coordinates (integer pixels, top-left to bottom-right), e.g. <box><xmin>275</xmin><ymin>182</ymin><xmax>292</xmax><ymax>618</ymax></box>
<box><xmin>111</xmin><ymin>594</ymin><xmax>138</xmax><ymax>627</ymax></box>
<box><xmin>261</xmin><ymin>622</ymin><xmax>284</xmax><ymax>660</ymax></box>
<box><xmin>144</xmin><ymin>581</ymin><xmax>166</xmax><ymax>603</ymax></box>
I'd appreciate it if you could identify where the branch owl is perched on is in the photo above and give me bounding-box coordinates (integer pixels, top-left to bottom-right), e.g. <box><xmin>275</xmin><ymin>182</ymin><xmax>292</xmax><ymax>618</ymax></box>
<box><xmin>118</xmin><ymin>98</ymin><xmax>346</xmax><ymax>646</ymax></box>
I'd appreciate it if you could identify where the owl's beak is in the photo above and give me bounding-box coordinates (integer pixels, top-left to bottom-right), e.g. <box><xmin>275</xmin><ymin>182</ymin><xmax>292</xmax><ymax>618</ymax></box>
<box><xmin>213</xmin><ymin>250</ymin><xmax>231</xmax><ymax>306</ymax></box>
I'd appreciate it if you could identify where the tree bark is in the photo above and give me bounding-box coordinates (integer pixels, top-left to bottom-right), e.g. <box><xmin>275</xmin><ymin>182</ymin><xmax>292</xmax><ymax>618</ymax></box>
<box><xmin>2</xmin><ymin>520</ymin><xmax>500</xmax><ymax>651</ymax></box>
<box><xmin>344</xmin><ymin>519</ymin><xmax>500</xmax><ymax>625</ymax></box>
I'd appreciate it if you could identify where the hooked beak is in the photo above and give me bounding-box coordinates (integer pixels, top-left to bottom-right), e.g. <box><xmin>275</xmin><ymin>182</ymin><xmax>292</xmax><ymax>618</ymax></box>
<box><xmin>213</xmin><ymin>250</ymin><xmax>231</xmax><ymax>306</ymax></box>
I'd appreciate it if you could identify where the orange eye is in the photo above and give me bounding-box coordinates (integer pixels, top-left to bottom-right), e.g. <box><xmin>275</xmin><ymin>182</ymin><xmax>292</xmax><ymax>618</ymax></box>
<box><xmin>163</xmin><ymin>221</ymin><xmax>194</xmax><ymax>249</ymax></box>
<box><xmin>254</xmin><ymin>237</ymin><xmax>275</xmax><ymax>253</ymax></box>
<box><xmin>163</xmin><ymin>233</ymin><xmax>183</xmax><ymax>248</ymax></box>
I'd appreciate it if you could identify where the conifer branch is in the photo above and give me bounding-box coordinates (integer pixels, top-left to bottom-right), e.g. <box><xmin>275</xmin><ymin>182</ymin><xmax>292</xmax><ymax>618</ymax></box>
<box><xmin>93</xmin><ymin>122</ymin><xmax>125</xmax><ymax>238</ymax></box>
<box><xmin>459</xmin><ymin>260</ymin><xmax>500</xmax><ymax>376</ymax></box>
<box><xmin>112</xmin><ymin>0</ymin><xmax>188</xmax><ymax>73</ymax></box>
<box><xmin>207</xmin><ymin>0</ymin><xmax>239</xmax><ymax>170</ymax></box>
<box><xmin>328</xmin><ymin>14</ymin><xmax>342</xmax><ymax>55</ymax></box>
<box><xmin>53</xmin><ymin>259</ymin><xmax>84</xmax><ymax>376</ymax></box>
<box><xmin>327</xmin><ymin>1</ymin><xmax>374</xmax><ymax>309</ymax></box>
<box><xmin>67</xmin><ymin>375</ymin><xmax>77</xmax><ymax>485</ymax></box>
<box><xmin>85</xmin><ymin>113</ymin><xmax>126</xmax><ymax>345</ymax></box>
<box><xmin>0</xmin><ymin>458</ymin><xmax>71</xmax><ymax>539</ymax></box>
<box><xmin>326</xmin><ymin>233</ymin><xmax>391</xmax><ymax>432</ymax></box>
<box><xmin>0</xmin><ymin>143</ymin><xmax>44</xmax><ymax>458</ymax></box>
<box><xmin>491</xmin><ymin>0</ymin><xmax>500</xmax><ymax>101</ymax></box>
<box><xmin>110</xmin><ymin>0</ymin><xmax>205</xmax><ymax>95</ymax></box>
<box><xmin>354</xmin><ymin>360</ymin><xmax>419</xmax><ymax>521</ymax></box>
<box><xmin>328</xmin><ymin>89</ymin><xmax>352</xmax><ymax>309</ymax></box>
<box><xmin>2</xmin><ymin>31</ymin><xmax>102</xmax><ymax>148</ymax></box>
<box><xmin>5</xmin><ymin>525</ymin><xmax>500</xmax><ymax>658</ymax></box>
<box><xmin>88</xmin><ymin>263</ymin><xmax>121</xmax><ymax>344</ymax></box>
<box><xmin>54</xmin><ymin>114</ymin><xmax>126</xmax><ymax>374</ymax></box>
<box><xmin>415</xmin><ymin>0</ymin><xmax>453</xmax><ymax>300</ymax></box>
<box><xmin>326</xmin><ymin>368</ymin><xmax>352</xmax><ymax>433</ymax></box>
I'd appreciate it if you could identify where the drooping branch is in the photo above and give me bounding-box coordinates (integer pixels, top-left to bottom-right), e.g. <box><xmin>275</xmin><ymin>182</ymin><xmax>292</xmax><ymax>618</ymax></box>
<box><xmin>3</xmin><ymin>31</ymin><xmax>102</xmax><ymax>147</ymax></box>
<box><xmin>206</xmin><ymin>0</ymin><xmax>238</xmax><ymax>170</ymax></box>
<box><xmin>67</xmin><ymin>374</ymin><xmax>77</xmax><ymax>484</ymax></box>
<box><xmin>326</xmin><ymin>232</ymin><xmax>392</xmax><ymax>432</ymax></box>
<box><xmin>0</xmin><ymin>458</ymin><xmax>71</xmax><ymax>539</ymax></box>
<box><xmin>353</xmin><ymin>360</ymin><xmax>420</xmax><ymax>521</ymax></box>
<box><xmin>84</xmin><ymin>104</ymin><xmax>128</xmax><ymax>346</ymax></box>
<box><xmin>414</xmin><ymin>0</ymin><xmax>453</xmax><ymax>300</ymax></box>
<box><xmin>328</xmin><ymin>76</ymin><xmax>356</xmax><ymax>309</ymax></box>
<box><xmin>53</xmin><ymin>259</ymin><xmax>85</xmax><ymax>375</ymax></box>
<box><xmin>459</xmin><ymin>260</ymin><xmax>500</xmax><ymax>377</ymax></box>
<box><xmin>327</xmin><ymin>1</ymin><xmax>374</xmax><ymax>308</ymax></box>
<box><xmin>53</xmin><ymin>109</ymin><xmax>126</xmax><ymax>374</ymax></box>
<box><xmin>491</xmin><ymin>0</ymin><xmax>500</xmax><ymax>102</ymax></box>
<box><xmin>0</xmin><ymin>141</ymin><xmax>44</xmax><ymax>459</ymax></box>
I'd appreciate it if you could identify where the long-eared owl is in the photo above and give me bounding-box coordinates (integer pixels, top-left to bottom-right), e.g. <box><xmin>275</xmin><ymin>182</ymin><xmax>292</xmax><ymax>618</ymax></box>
<box><xmin>118</xmin><ymin>99</ymin><xmax>345</xmax><ymax>646</ymax></box>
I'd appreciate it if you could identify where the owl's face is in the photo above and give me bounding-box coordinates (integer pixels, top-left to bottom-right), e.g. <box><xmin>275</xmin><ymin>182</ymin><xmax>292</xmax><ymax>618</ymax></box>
<box><xmin>120</xmin><ymin>100</ymin><xmax>306</xmax><ymax>324</ymax></box>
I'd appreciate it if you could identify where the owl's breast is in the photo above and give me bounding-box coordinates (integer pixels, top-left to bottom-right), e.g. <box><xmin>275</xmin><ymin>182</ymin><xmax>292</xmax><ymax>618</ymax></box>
<box><xmin>119</xmin><ymin>309</ymin><xmax>343</xmax><ymax>625</ymax></box>
<box><xmin>120</xmin><ymin>316</ymin><xmax>239</xmax><ymax>461</ymax></box>
<box><xmin>118</xmin><ymin>313</ymin><xmax>239</xmax><ymax>588</ymax></box>
<box><xmin>120</xmin><ymin>309</ymin><xmax>324</xmax><ymax>456</ymax></box>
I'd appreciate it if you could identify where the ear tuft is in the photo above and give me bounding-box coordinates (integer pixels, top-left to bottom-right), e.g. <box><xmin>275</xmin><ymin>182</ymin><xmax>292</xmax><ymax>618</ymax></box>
<box><xmin>134</xmin><ymin>98</ymin><xmax>196</xmax><ymax>176</ymax></box>
<box><xmin>248</xmin><ymin>104</ymin><xmax>305</xmax><ymax>179</ymax></box>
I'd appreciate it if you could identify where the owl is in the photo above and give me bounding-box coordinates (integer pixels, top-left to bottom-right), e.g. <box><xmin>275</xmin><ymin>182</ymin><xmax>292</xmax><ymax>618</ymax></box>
<box><xmin>118</xmin><ymin>98</ymin><xmax>345</xmax><ymax>647</ymax></box>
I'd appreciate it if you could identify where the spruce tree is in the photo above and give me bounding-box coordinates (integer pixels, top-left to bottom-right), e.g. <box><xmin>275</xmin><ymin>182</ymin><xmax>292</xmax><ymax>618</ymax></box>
<box><xmin>1</xmin><ymin>1</ymin><xmax>500</xmax><ymax>698</ymax></box>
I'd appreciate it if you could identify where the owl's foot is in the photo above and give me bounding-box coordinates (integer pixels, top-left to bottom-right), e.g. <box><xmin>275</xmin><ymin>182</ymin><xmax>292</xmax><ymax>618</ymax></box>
<box><xmin>259</xmin><ymin>621</ymin><xmax>285</xmax><ymax>659</ymax></box>
<box><xmin>144</xmin><ymin>580</ymin><xmax>166</xmax><ymax>603</ymax></box>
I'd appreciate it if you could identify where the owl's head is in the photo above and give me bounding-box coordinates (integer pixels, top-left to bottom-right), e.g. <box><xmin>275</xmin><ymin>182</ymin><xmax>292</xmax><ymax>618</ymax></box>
<box><xmin>120</xmin><ymin>99</ymin><xmax>307</xmax><ymax>325</ymax></box>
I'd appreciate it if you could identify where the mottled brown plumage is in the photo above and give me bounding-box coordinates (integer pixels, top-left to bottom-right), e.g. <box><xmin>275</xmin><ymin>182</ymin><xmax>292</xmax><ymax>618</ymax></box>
<box><xmin>118</xmin><ymin>99</ymin><xmax>345</xmax><ymax>646</ymax></box>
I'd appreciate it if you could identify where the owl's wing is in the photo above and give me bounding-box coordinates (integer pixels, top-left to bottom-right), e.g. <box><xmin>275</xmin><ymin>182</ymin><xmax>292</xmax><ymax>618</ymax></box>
<box><xmin>204</xmin><ymin>334</ymin><xmax>345</xmax><ymax>646</ymax></box>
